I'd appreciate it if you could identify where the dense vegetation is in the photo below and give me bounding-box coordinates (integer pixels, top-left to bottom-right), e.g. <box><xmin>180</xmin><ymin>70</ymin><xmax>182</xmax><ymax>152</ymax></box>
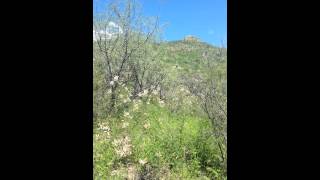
<box><xmin>93</xmin><ymin>0</ymin><xmax>227</xmax><ymax>179</ymax></box>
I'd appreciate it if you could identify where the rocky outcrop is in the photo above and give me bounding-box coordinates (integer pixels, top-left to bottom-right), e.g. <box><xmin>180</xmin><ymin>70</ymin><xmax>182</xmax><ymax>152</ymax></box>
<box><xmin>184</xmin><ymin>35</ymin><xmax>200</xmax><ymax>42</ymax></box>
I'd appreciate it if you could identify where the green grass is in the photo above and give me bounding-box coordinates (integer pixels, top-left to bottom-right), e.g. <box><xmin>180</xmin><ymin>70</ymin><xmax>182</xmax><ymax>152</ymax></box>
<box><xmin>94</xmin><ymin>101</ymin><xmax>226</xmax><ymax>179</ymax></box>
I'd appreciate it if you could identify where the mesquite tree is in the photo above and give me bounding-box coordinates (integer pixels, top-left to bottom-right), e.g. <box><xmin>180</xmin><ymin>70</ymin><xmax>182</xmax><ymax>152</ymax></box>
<box><xmin>182</xmin><ymin>46</ymin><xmax>227</xmax><ymax>170</ymax></box>
<box><xmin>93</xmin><ymin>0</ymin><xmax>161</xmax><ymax>113</ymax></box>
<box><xmin>129</xmin><ymin>42</ymin><xmax>166</xmax><ymax>99</ymax></box>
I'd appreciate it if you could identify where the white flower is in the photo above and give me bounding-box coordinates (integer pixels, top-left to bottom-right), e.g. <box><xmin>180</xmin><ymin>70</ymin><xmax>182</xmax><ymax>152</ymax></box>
<box><xmin>122</xmin><ymin>122</ymin><xmax>129</xmax><ymax>128</ymax></box>
<box><xmin>155</xmin><ymin>152</ymin><xmax>162</xmax><ymax>157</ymax></box>
<box><xmin>159</xmin><ymin>100</ymin><xmax>165</xmax><ymax>107</ymax></box>
<box><xmin>152</xmin><ymin>90</ymin><xmax>158</xmax><ymax>95</ymax></box>
<box><xmin>123</xmin><ymin>97</ymin><xmax>131</xmax><ymax>103</ymax></box>
<box><xmin>111</xmin><ymin>170</ymin><xmax>118</xmax><ymax>176</ymax></box>
<box><xmin>143</xmin><ymin>122</ymin><xmax>150</xmax><ymax>129</ymax></box>
<box><xmin>113</xmin><ymin>75</ymin><xmax>119</xmax><ymax>81</ymax></box>
<box><xmin>112</xmin><ymin>139</ymin><xmax>121</xmax><ymax>146</ymax></box>
<box><xmin>124</xmin><ymin>111</ymin><xmax>132</xmax><ymax>119</ymax></box>
<box><xmin>124</xmin><ymin>112</ymin><xmax>130</xmax><ymax>117</ymax></box>
<box><xmin>112</xmin><ymin>136</ymin><xmax>132</xmax><ymax>158</ymax></box>
<box><xmin>98</xmin><ymin>122</ymin><xmax>110</xmax><ymax>132</ymax></box>
<box><xmin>133</xmin><ymin>103</ymin><xmax>139</xmax><ymax>111</ymax></box>
<box><xmin>139</xmin><ymin>159</ymin><xmax>148</xmax><ymax>165</ymax></box>
<box><xmin>124</xmin><ymin>136</ymin><xmax>130</xmax><ymax>142</ymax></box>
<box><xmin>110</xmin><ymin>81</ymin><xmax>114</xmax><ymax>86</ymax></box>
<box><xmin>143</xmin><ymin>89</ymin><xmax>149</xmax><ymax>95</ymax></box>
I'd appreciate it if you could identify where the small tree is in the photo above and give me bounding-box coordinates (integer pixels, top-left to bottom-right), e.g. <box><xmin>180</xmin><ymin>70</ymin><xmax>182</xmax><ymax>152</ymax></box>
<box><xmin>93</xmin><ymin>0</ymin><xmax>161</xmax><ymax>113</ymax></box>
<box><xmin>182</xmin><ymin>45</ymin><xmax>227</xmax><ymax>171</ymax></box>
<box><xmin>129</xmin><ymin>42</ymin><xmax>166</xmax><ymax>99</ymax></box>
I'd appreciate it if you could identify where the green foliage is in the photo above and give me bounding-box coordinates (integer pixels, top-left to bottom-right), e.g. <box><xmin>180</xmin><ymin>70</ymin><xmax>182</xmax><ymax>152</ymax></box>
<box><xmin>93</xmin><ymin>1</ymin><xmax>227</xmax><ymax>179</ymax></box>
<box><xmin>94</xmin><ymin>100</ymin><xmax>226</xmax><ymax>179</ymax></box>
<box><xmin>93</xmin><ymin>38</ymin><xmax>227</xmax><ymax>179</ymax></box>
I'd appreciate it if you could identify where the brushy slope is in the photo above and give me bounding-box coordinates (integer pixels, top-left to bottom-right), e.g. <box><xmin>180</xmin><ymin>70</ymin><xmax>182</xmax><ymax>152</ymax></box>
<box><xmin>94</xmin><ymin>39</ymin><xmax>227</xmax><ymax>179</ymax></box>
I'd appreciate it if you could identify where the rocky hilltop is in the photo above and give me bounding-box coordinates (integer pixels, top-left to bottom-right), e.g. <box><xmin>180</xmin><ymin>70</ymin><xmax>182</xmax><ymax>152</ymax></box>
<box><xmin>184</xmin><ymin>35</ymin><xmax>200</xmax><ymax>42</ymax></box>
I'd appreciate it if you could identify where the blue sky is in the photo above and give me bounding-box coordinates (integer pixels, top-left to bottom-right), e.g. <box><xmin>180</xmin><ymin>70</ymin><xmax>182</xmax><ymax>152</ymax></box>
<box><xmin>94</xmin><ymin>0</ymin><xmax>227</xmax><ymax>47</ymax></box>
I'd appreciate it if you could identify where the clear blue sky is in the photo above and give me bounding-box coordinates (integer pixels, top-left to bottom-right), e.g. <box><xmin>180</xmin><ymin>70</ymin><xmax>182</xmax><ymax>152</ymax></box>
<box><xmin>93</xmin><ymin>0</ymin><xmax>227</xmax><ymax>47</ymax></box>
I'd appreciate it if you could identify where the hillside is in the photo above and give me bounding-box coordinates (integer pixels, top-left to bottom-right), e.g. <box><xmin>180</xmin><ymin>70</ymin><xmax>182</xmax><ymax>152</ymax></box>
<box><xmin>94</xmin><ymin>36</ymin><xmax>227</xmax><ymax>179</ymax></box>
<box><xmin>93</xmin><ymin>0</ymin><xmax>227</xmax><ymax>178</ymax></box>
<box><xmin>161</xmin><ymin>39</ymin><xmax>227</xmax><ymax>96</ymax></box>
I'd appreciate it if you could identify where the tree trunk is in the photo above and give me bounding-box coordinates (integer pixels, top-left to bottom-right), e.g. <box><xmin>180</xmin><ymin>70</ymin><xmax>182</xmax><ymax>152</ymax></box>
<box><xmin>132</xmin><ymin>80</ymin><xmax>140</xmax><ymax>99</ymax></box>
<box><xmin>109</xmin><ymin>86</ymin><xmax>116</xmax><ymax>114</ymax></box>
